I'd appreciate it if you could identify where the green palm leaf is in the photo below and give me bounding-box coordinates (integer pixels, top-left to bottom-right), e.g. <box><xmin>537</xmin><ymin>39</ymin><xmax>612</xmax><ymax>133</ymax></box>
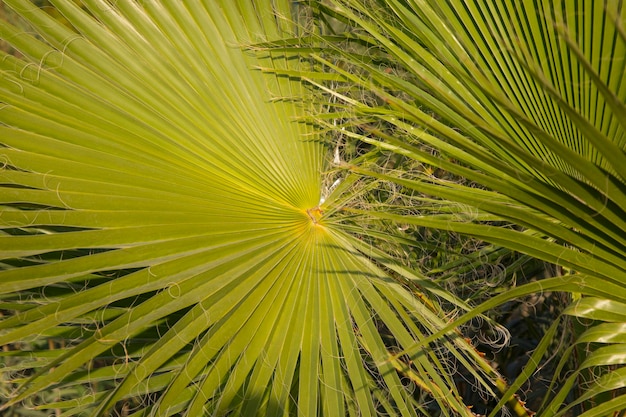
<box><xmin>297</xmin><ymin>0</ymin><xmax>626</xmax><ymax>415</ymax></box>
<box><xmin>0</xmin><ymin>1</ymin><xmax>495</xmax><ymax>416</ymax></box>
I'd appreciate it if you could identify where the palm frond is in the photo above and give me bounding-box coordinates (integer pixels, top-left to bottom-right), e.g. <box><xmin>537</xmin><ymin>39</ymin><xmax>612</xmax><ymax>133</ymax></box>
<box><xmin>298</xmin><ymin>0</ymin><xmax>626</xmax><ymax>415</ymax></box>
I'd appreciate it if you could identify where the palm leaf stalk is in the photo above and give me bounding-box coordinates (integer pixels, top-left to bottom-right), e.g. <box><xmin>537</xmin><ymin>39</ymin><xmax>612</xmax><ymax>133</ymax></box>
<box><xmin>287</xmin><ymin>1</ymin><xmax>626</xmax><ymax>416</ymax></box>
<box><xmin>0</xmin><ymin>1</ymin><xmax>509</xmax><ymax>416</ymax></box>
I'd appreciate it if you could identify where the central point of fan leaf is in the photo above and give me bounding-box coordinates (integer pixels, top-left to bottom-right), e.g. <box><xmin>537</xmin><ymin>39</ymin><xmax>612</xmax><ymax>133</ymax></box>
<box><xmin>305</xmin><ymin>206</ymin><xmax>324</xmax><ymax>225</ymax></box>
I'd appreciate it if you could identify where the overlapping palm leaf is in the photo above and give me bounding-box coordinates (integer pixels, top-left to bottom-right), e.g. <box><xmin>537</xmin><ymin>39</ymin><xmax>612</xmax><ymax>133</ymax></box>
<box><xmin>297</xmin><ymin>1</ymin><xmax>626</xmax><ymax>415</ymax></box>
<box><xmin>0</xmin><ymin>1</ymin><xmax>500</xmax><ymax>416</ymax></box>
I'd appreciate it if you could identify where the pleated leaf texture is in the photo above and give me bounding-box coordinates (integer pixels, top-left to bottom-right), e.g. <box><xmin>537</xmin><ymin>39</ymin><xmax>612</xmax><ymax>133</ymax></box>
<box><xmin>0</xmin><ymin>1</ymin><xmax>477</xmax><ymax>416</ymax></box>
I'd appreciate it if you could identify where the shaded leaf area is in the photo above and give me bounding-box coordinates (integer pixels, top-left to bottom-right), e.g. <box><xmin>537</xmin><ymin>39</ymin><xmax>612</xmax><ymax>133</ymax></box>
<box><xmin>0</xmin><ymin>1</ymin><xmax>498</xmax><ymax>417</ymax></box>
